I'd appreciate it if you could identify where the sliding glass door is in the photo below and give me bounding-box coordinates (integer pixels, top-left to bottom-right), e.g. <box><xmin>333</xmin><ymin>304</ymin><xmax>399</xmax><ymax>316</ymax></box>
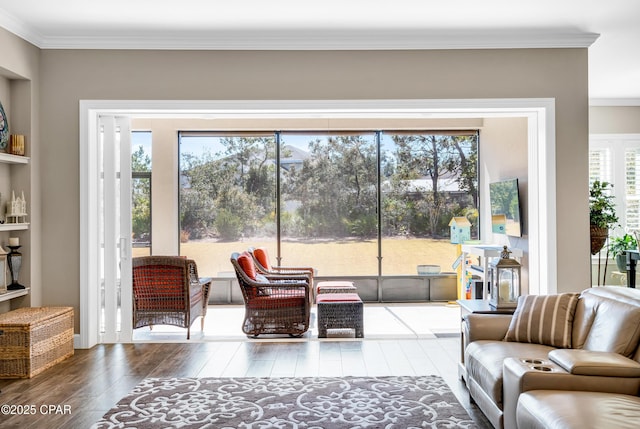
<box><xmin>178</xmin><ymin>130</ymin><xmax>478</xmax><ymax>279</ymax></box>
<box><xmin>98</xmin><ymin>115</ymin><xmax>133</xmax><ymax>343</ymax></box>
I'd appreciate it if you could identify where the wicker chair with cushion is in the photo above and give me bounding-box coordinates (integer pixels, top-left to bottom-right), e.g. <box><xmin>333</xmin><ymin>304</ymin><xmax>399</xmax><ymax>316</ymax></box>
<box><xmin>132</xmin><ymin>256</ymin><xmax>211</xmax><ymax>339</ymax></box>
<box><xmin>248</xmin><ymin>247</ymin><xmax>315</xmax><ymax>288</ymax></box>
<box><xmin>231</xmin><ymin>251</ymin><xmax>311</xmax><ymax>338</ymax></box>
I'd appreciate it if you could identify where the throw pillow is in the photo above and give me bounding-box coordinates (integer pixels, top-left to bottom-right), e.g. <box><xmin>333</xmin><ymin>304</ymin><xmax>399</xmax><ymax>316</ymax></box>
<box><xmin>253</xmin><ymin>247</ymin><xmax>272</xmax><ymax>270</ymax></box>
<box><xmin>253</xmin><ymin>274</ymin><xmax>271</xmax><ymax>296</ymax></box>
<box><xmin>237</xmin><ymin>252</ymin><xmax>257</xmax><ymax>280</ymax></box>
<box><xmin>255</xmin><ymin>273</ymin><xmax>269</xmax><ymax>283</ymax></box>
<box><xmin>504</xmin><ymin>293</ymin><xmax>580</xmax><ymax>348</ymax></box>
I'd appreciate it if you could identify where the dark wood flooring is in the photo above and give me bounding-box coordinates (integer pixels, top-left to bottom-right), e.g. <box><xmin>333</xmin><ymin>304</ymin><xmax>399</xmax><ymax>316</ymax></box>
<box><xmin>0</xmin><ymin>338</ymin><xmax>491</xmax><ymax>428</ymax></box>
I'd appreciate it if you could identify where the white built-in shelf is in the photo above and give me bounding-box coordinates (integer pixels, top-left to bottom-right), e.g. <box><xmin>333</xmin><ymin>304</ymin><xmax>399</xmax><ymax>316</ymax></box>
<box><xmin>0</xmin><ymin>287</ymin><xmax>30</xmax><ymax>303</ymax></box>
<box><xmin>0</xmin><ymin>152</ymin><xmax>29</xmax><ymax>164</ymax></box>
<box><xmin>0</xmin><ymin>223</ymin><xmax>29</xmax><ymax>232</ymax></box>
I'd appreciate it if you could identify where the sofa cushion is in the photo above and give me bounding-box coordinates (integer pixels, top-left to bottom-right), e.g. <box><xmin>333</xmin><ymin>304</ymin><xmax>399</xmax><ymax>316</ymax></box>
<box><xmin>465</xmin><ymin>340</ymin><xmax>554</xmax><ymax>407</ymax></box>
<box><xmin>504</xmin><ymin>293</ymin><xmax>580</xmax><ymax>348</ymax></box>
<box><xmin>517</xmin><ymin>390</ymin><xmax>640</xmax><ymax>429</ymax></box>
<box><xmin>573</xmin><ymin>288</ymin><xmax>640</xmax><ymax>357</ymax></box>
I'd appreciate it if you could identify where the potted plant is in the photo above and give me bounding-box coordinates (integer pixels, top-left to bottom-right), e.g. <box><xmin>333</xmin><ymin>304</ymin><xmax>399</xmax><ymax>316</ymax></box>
<box><xmin>590</xmin><ymin>180</ymin><xmax>618</xmax><ymax>255</ymax></box>
<box><xmin>608</xmin><ymin>233</ymin><xmax>638</xmax><ymax>271</ymax></box>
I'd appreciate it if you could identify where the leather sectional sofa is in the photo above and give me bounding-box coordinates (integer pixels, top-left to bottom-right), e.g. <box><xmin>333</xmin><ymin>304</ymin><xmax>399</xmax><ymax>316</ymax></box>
<box><xmin>462</xmin><ymin>286</ymin><xmax>640</xmax><ymax>429</ymax></box>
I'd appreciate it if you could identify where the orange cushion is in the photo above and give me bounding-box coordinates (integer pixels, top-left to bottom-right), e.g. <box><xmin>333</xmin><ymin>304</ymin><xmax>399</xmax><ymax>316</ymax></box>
<box><xmin>238</xmin><ymin>251</ymin><xmax>257</xmax><ymax>280</ymax></box>
<box><xmin>247</xmin><ymin>291</ymin><xmax>306</xmax><ymax>309</ymax></box>
<box><xmin>253</xmin><ymin>247</ymin><xmax>272</xmax><ymax>270</ymax></box>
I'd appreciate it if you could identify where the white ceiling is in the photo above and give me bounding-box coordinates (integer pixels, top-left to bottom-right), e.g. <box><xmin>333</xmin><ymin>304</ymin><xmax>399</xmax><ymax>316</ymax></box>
<box><xmin>0</xmin><ymin>0</ymin><xmax>638</xmax><ymax>102</ymax></box>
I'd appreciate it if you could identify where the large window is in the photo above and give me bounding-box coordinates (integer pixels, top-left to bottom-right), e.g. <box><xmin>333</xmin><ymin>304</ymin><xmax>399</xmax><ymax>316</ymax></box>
<box><xmin>380</xmin><ymin>132</ymin><xmax>478</xmax><ymax>275</ymax></box>
<box><xmin>280</xmin><ymin>133</ymin><xmax>378</xmax><ymax>275</ymax></box>
<box><xmin>131</xmin><ymin>131</ymin><xmax>152</xmax><ymax>257</ymax></box>
<box><xmin>590</xmin><ymin>136</ymin><xmax>640</xmax><ymax>239</ymax></box>
<box><xmin>179</xmin><ymin>130</ymin><xmax>479</xmax><ymax>277</ymax></box>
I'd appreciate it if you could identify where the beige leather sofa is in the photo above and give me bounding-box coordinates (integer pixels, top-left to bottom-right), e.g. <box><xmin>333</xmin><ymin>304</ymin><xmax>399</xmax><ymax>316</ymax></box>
<box><xmin>463</xmin><ymin>286</ymin><xmax>640</xmax><ymax>429</ymax></box>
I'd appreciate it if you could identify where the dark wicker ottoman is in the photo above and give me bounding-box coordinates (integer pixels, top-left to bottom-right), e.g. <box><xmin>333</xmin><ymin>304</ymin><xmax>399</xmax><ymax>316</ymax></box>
<box><xmin>316</xmin><ymin>293</ymin><xmax>364</xmax><ymax>338</ymax></box>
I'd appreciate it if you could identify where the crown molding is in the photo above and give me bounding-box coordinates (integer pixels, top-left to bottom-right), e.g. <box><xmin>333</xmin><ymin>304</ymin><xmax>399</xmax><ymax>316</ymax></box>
<box><xmin>589</xmin><ymin>98</ymin><xmax>640</xmax><ymax>107</ymax></box>
<box><xmin>0</xmin><ymin>4</ymin><xmax>600</xmax><ymax>51</ymax></box>
<box><xmin>10</xmin><ymin>27</ymin><xmax>598</xmax><ymax>50</ymax></box>
<box><xmin>0</xmin><ymin>7</ymin><xmax>44</xmax><ymax>47</ymax></box>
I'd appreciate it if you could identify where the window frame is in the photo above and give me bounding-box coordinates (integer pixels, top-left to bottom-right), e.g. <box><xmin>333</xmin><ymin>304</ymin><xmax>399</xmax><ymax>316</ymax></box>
<box><xmin>177</xmin><ymin>129</ymin><xmax>479</xmax><ymax>277</ymax></box>
<box><xmin>590</xmin><ymin>134</ymin><xmax>640</xmax><ymax>239</ymax></box>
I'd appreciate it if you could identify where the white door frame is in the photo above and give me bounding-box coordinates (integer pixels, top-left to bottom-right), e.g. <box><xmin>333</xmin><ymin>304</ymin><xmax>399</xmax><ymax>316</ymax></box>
<box><xmin>78</xmin><ymin>98</ymin><xmax>556</xmax><ymax>349</ymax></box>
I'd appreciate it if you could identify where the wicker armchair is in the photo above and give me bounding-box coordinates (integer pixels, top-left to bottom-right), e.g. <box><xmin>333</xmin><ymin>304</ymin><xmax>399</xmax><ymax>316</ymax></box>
<box><xmin>248</xmin><ymin>247</ymin><xmax>315</xmax><ymax>288</ymax></box>
<box><xmin>231</xmin><ymin>251</ymin><xmax>311</xmax><ymax>338</ymax></box>
<box><xmin>132</xmin><ymin>256</ymin><xmax>211</xmax><ymax>339</ymax></box>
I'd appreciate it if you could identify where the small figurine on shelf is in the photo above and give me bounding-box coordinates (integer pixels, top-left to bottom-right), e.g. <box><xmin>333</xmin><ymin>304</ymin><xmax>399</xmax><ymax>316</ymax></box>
<box><xmin>5</xmin><ymin>190</ymin><xmax>27</xmax><ymax>224</ymax></box>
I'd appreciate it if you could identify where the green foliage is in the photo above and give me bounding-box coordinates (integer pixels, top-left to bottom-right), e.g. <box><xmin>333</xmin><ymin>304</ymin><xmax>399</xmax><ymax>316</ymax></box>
<box><xmin>131</xmin><ymin>146</ymin><xmax>151</xmax><ymax>240</ymax></box>
<box><xmin>589</xmin><ymin>180</ymin><xmax>618</xmax><ymax>229</ymax></box>
<box><xmin>179</xmin><ymin>133</ymin><xmax>479</xmax><ymax>242</ymax></box>
<box><xmin>608</xmin><ymin>233</ymin><xmax>637</xmax><ymax>257</ymax></box>
<box><xmin>392</xmin><ymin>134</ymin><xmax>478</xmax><ymax>236</ymax></box>
<box><xmin>179</xmin><ymin>136</ymin><xmax>275</xmax><ymax>240</ymax></box>
<box><xmin>131</xmin><ymin>145</ymin><xmax>151</xmax><ymax>172</ymax></box>
<box><xmin>180</xmin><ymin>190</ymin><xmax>214</xmax><ymax>240</ymax></box>
<box><xmin>283</xmin><ymin>135</ymin><xmax>378</xmax><ymax>238</ymax></box>
<box><xmin>214</xmin><ymin>209</ymin><xmax>243</xmax><ymax>241</ymax></box>
<box><xmin>347</xmin><ymin>214</ymin><xmax>377</xmax><ymax>238</ymax></box>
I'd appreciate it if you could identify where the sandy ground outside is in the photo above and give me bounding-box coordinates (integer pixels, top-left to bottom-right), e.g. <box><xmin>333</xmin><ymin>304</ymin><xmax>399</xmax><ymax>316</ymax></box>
<box><xmin>135</xmin><ymin>238</ymin><xmax>461</xmax><ymax>278</ymax></box>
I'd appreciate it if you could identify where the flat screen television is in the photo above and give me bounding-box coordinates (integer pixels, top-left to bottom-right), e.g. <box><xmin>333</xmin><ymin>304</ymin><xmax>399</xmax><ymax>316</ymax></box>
<box><xmin>489</xmin><ymin>178</ymin><xmax>522</xmax><ymax>237</ymax></box>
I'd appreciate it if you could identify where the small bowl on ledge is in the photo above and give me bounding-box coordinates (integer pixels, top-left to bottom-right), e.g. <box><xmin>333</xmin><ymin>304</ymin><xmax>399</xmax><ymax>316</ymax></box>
<box><xmin>417</xmin><ymin>265</ymin><xmax>441</xmax><ymax>275</ymax></box>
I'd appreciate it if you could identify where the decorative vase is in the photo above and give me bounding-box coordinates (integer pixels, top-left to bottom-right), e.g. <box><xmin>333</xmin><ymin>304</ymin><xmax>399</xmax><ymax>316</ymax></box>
<box><xmin>7</xmin><ymin>245</ymin><xmax>25</xmax><ymax>290</ymax></box>
<box><xmin>590</xmin><ymin>224</ymin><xmax>608</xmax><ymax>255</ymax></box>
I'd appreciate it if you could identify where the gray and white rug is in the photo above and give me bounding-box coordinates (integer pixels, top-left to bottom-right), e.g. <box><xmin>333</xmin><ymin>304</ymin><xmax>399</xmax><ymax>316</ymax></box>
<box><xmin>93</xmin><ymin>375</ymin><xmax>477</xmax><ymax>428</ymax></box>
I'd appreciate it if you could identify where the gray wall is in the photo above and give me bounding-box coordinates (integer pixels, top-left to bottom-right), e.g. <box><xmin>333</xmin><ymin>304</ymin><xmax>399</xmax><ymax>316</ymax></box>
<box><xmin>0</xmin><ymin>41</ymin><xmax>596</xmax><ymax>332</ymax></box>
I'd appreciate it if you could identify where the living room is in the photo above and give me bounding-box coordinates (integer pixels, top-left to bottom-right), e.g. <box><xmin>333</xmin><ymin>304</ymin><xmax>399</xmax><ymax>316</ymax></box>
<box><xmin>1</xmin><ymin>1</ymin><xmax>640</xmax><ymax>428</ymax></box>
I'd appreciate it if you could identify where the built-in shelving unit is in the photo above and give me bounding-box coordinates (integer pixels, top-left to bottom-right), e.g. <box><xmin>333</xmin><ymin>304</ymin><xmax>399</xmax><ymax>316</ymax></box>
<box><xmin>0</xmin><ymin>73</ymin><xmax>32</xmax><ymax>311</ymax></box>
<box><xmin>0</xmin><ymin>287</ymin><xmax>30</xmax><ymax>304</ymax></box>
<box><xmin>1</xmin><ymin>150</ymin><xmax>30</xmax><ymax>307</ymax></box>
<box><xmin>0</xmin><ymin>55</ymin><xmax>34</xmax><ymax>313</ymax></box>
<box><xmin>0</xmin><ymin>153</ymin><xmax>29</xmax><ymax>303</ymax></box>
<box><xmin>0</xmin><ymin>223</ymin><xmax>29</xmax><ymax>231</ymax></box>
<box><xmin>0</xmin><ymin>152</ymin><xmax>29</xmax><ymax>164</ymax></box>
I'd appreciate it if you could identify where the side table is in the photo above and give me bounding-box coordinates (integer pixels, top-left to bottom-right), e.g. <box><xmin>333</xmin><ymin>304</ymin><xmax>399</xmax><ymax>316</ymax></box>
<box><xmin>456</xmin><ymin>299</ymin><xmax>515</xmax><ymax>381</ymax></box>
<box><xmin>626</xmin><ymin>250</ymin><xmax>640</xmax><ymax>288</ymax></box>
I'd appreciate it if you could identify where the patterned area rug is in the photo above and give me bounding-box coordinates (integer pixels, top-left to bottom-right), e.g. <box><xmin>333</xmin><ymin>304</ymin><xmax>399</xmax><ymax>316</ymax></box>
<box><xmin>92</xmin><ymin>375</ymin><xmax>477</xmax><ymax>428</ymax></box>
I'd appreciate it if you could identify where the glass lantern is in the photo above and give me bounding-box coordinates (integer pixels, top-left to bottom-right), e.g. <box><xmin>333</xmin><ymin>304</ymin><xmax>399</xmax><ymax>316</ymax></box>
<box><xmin>489</xmin><ymin>245</ymin><xmax>521</xmax><ymax>309</ymax></box>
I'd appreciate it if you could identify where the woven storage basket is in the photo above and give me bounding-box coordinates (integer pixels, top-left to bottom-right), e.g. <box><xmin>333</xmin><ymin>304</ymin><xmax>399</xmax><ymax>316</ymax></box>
<box><xmin>0</xmin><ymin>307</ymin><xmax>74</xmax><ymax>378</ymax></box>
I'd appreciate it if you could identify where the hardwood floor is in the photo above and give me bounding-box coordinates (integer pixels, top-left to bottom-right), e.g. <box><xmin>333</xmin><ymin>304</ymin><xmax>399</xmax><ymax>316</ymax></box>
<box><xmin>0</xmin><ymin>303</ymin><xmax>492</xmax><ymax>428</ymax></box>
<box><xmin>0</xmin><ymin>338</ymin><xmax>491</xmax><ymax>428</ymax></box>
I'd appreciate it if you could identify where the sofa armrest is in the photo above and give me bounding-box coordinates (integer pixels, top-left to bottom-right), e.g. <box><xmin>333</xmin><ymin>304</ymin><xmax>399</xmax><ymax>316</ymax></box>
<box><xmin>549</xmin><ymin>349</ymin><xmax>640</xmax><ymax>377</ymax></box>
<box><xmin>463</xmin><ymin>313</ymin><xmax>513</xmax><ymax>343</ymax></box>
